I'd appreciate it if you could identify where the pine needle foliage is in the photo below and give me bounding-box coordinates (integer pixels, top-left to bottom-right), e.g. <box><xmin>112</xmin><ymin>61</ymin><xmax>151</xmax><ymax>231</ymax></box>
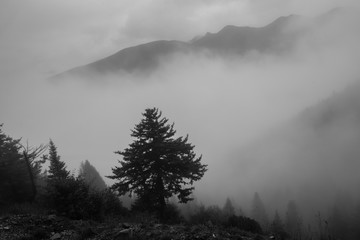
<box><xmin>109</xmin><ymin>108</ymin><xmax>207</xmax><ymax>217</ymax></box>
<box><xmin>47</xmin><ymin>139</ymin><xmax>69</xmax><ymax>181</ymax></box>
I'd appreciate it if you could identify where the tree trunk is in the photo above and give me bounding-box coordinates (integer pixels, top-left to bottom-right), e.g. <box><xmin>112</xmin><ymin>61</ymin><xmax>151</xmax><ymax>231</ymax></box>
<box><xmin>23</xmin><ymin>153</ymin><xmax>37</xmax><ymax>203</ymax></box>
<box><xmin>155</xmin><ymin>176</ymin><xmax>166</xmax><ymax>221</ymax></box>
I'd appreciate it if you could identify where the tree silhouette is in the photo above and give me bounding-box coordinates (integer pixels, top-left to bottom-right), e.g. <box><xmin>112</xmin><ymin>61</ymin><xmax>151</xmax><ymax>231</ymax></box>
<box><xmin>47</xmin><ymin>139</ymin><xmax>69</xmax><ymax>181</ymax></box>
<box><xmin>0</xmin><ymin>124</ymin><xmax>26</xmax><ymax>203</ymax></box>
<box><xmin>20</xmin><ymin>141</ymin><xmax>47</xmax><ymax>202</ymax></box>
<box><xmin>0</xmin><ymin>125</ymin><xmax>46</xmax><ymax>203</ymax></box>
<box><xmin>109</xmin><ymin>108</ymin><xmax>207</xmax><ymax>219</ymax></box>
<box><xmin>79</xmin><ymin>160</ymin><xmax>107</xmax><ymax>191</ymax></box>
<box><xmin>0</xmin><ymin>124</ymin><xmax>47</xmax><ymax>204</ymax></box>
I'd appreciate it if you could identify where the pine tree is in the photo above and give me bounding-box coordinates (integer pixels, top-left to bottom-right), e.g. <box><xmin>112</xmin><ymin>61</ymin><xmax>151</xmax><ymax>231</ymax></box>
<box><xmin>20</xmin><ymin>142</ymin><xmax>47</xmax><ymax>202</ymax></box>
<box><xmin>0</xmin><ymin>125</ymin><xmax>46</xmax><ymax>203</ymax></box>
<box><xmin>0</xmin><ymin>124</ymin><xmax>29</xmax><ymax>203</ymax></box>
<box><xmin>109</xmin><ymin>108</ymin><xmax>207</xmax><ymax>219</ymax></box>
<box><xmin>79</xmin><ymin>160</ymin><xmax>107</xmax><ymax>191</ymax></box>
<box><xmin>251</xmin><ymin>192</ymin><xmax>269</xmax><ymax>230</ymax></box>
<box><xmin>47</xmin><ymin>139</ymin><xmax>69</xmax><ymax>181</ymax></box>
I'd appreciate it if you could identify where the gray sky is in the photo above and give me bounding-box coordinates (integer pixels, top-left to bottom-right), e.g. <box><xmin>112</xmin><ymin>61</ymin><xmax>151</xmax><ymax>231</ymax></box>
<box><xmin>1</xmin><ymin>0</ymin><xmax>360</xmax><ymax>210</ymax></box>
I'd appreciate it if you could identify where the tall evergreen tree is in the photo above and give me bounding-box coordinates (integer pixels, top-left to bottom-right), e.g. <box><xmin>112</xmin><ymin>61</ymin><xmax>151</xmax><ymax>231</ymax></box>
<box><xmin>251</xmin><ymin>192</ymin><xmax>269</xmax><ymax>230</ymax></box>
<box><xmin>0</xmin><ymin>124</ymin><xmax>28</xmax><ymax>203</ymax></box>
<box><xmin>79</xmin><ymin>160</ymin><xmax>107</xmax><ymax>191</ymax></box>
<box><xmin>0</xmin><ymin>125</ymin><xmax>46</xmax><ymax>203</ymax></box>
<box><xmin>109</xmin><ymin>108</ymin><xmax>207</xmax><ymax>219</ymax></box>
<box><xmin>285</xmin><ymin>200</ymin><xmax>302</xmax><ymax>240</ymax></box>
<box><xmin>20</xmin><ymin>142</ymin><xmax>47</xmax><ymax>202</ymax></box>
<box><xmin>47</xmin><ymin>139</ymin><xmax>69</xmax><ymax>181</ymax></box>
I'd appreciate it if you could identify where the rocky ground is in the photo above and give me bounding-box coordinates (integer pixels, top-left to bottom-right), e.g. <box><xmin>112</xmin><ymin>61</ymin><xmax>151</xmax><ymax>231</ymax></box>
<box><xmin>0</xmin><ymin>214</ymin><xmax>271</xmax><ymax>240</ymax></box>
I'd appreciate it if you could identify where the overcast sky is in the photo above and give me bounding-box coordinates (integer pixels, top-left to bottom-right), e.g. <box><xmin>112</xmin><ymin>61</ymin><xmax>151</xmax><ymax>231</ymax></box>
<box><xmin>1</xmin><ymin>0</ymin><xmax>360</xmax><ymax>209</ymax></box>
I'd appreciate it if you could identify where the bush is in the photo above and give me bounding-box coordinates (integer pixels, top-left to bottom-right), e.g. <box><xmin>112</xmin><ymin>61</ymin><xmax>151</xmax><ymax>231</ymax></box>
<box><xmin>46</xmin><ymin>177</ymin><xmax>129</xmax><ymax>220</ymax></box>
<box><xmin>102</xmin><ymin>189</ymin><xmax>128</xmax><ymax>216</ymax></box>
<box><xmin>130</xmin><ymin>194</ymin><xmax>156</xmax><ymax>213</ymax></box>
<box><xmin>162</xmin><ymin>203</ymin><xmax>183</xmax><ymax>224</ymax></box>
<box><xmin>0</xmin><ymin>202</ymin><xmax>47</xmax><ymax>216</ymax></box>
<box><xmin>85</xmin><ymin>191</ymin><xmax>105</xmax><ymax>220</ymax></box>
<box><xmin>131</xmin><ymin>197</ymin><xmax>182</xmax><ymax>223</ymax></box>
<box><xmin>46</xmin><ymin>177</ymin><xmax>91</xmax><ymax>219</ymax></box>
<box><xmin>189</xmin><ymin>205</ymin><xmax>227</xmax><ymax>225</ymax></box>
<box><xmin>226</xmin><ymin>215</ymin><xmax>263</xmax><ymax>234</ymax></box>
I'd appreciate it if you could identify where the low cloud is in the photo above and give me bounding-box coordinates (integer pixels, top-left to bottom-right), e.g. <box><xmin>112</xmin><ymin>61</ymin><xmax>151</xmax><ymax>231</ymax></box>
<box><xmin>1</xmin><ymin>0</ymin><xmax>360</xmax><ymax>225</ymax></box>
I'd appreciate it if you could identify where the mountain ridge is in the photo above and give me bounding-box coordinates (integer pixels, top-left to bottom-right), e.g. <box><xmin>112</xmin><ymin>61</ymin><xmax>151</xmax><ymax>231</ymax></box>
<box><xmin>51</xmin><ymin>14</ymin><xmax>301</xmax><ymax>81</ymax></box>
<box><xmin>52</xmin><ymin>8</ymin><xmax>343</xmax><ymax>81</ymax></box>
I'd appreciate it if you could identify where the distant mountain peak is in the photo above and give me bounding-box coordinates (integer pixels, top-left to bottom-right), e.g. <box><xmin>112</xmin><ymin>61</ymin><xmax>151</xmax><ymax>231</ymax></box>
<box><xmin>51</xmin><ymin>12</ymin><xmax>334</xmax><ymax>82</ymax></box>
<box><xmin>219</xmin><ymin>24</ymin><xmax>249</xmax><ymax>32</ymax></box>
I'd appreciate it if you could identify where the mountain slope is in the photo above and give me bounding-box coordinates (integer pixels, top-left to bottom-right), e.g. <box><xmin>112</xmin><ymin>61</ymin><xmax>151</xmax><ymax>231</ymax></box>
<box><xmin>192</xmin><ymin>15</ymin><xmax>300</xmax><ymax>55</ymax></box>
<box><xmin>52</xmin><ymin>15</ymin><xmax>300</xmax><ymax>81</ymax></box>
<box><xmin>52</xmin><ymin>8</ymin><xmax>343</xmax><ymax>81</ymax></box>
<box><xmin>52</xmin><ymin>40</ymin><xmax>191</xmax><ymax>80</ymax></box>
<box><xmin>229</xmin><ymin>80</ymin><xmax>360</xmax><ymax>217</ymax></box>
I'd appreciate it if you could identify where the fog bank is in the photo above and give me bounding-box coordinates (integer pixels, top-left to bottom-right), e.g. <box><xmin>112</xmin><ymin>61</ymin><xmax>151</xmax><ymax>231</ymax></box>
<box><xmin>1</xmin><ymin>1</ymin><xmax>360</xmax><ymax>225</ymax></box>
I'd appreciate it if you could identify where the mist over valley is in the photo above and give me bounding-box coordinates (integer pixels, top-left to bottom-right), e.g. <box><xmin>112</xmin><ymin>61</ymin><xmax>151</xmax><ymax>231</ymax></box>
<box><xmin>1</xmin><ymin>1</ymin><xmax>360</xmax><ymax>238</ymax></box>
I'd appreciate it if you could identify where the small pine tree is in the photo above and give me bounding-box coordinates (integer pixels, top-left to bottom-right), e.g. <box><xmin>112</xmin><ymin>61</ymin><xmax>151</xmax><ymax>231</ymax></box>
<box><xmin>251</xmin><ymin>192</ymin><xmax>269</xmax><ymax>230</ymax></box>
<box><xmin>47</xmin><ymin>139</ymin><xmax>69</xmax><ymax>181</ymax></box>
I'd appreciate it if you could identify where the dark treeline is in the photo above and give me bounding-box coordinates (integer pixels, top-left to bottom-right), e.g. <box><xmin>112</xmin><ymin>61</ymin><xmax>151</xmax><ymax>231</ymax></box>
<box><xmin>1</xmin><ymin>108</ymin><xmax>360</xmax><ymax>240</ymax></box>
<box><xmin>0</xmin><ymin>124</ymin><xmax>126</xmax><ymax>220</ymax></box>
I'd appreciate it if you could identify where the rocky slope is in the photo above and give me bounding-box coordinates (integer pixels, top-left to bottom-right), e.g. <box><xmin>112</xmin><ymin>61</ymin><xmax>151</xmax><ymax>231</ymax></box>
<box><xmin>0</xmin><ymin>214</ymin><xmax>269</xmax><ymax>240</ymax></box>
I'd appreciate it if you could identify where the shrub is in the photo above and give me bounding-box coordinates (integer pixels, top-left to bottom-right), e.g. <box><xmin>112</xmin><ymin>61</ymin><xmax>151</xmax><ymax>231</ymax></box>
<box><xmin>162</xmin><ymin>203</ymin><xmax>183</xmax><ymax>224</ymax></box>
<box><xmin>131</xmin><ymin>198</ymin><xmax>182</xmax><ymax>223</ymax></box>
<box><xmin>102</xmin><ymin>188</ymin><xmax>128</xmax><ymax>216</ymax></box>
<box><xmin>0</xmin><ymin>202</ymin><xmax>47</xmax><ymax>216</ymax></box>
<box><xmin>46</xmin><ymin>176</ymin><xmax>128</xmax><ymax>220</ymax></box>
<box><xmin>85</xmin><ymin>191</ymin><xmax>105</xmax><ymax>220</ymax></box>
<box><xmin>226</xmin><ymin>215</ymin><xmax>263</xmax><ymax>234</ymax></box>
<box><xmin>46</xmin><ymin>177</ymin><xmax>91</xmax><ymax>219</ymax></box>
<box><xmin>189</xmin><ymin>205</ymin><xmax>227</xmax><ymax>225</ymax></box>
